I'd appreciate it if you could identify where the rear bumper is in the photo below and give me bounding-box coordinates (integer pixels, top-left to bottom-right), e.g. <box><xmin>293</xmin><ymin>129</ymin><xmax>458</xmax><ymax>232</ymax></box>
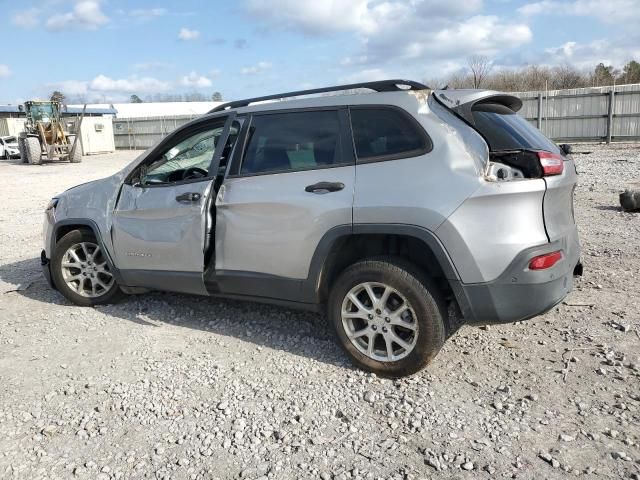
<box><xmin>41</xmin><ymin>250</ymin><xmax>56</xmax><ymax>290</ymax></box>
<box><xmin>456</xmin><ymin>233</ymin><xmax>581</xmax><ymax>325</ymax></box>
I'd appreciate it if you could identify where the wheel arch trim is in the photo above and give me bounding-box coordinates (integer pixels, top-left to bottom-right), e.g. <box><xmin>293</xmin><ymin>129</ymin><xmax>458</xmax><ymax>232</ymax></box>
<box><xmin>50</xmin><ymin>219</ymin><xmax>124</xmax><ymax>285</ymax></box>
<box><xmin>308</xmin><ymin>223</ymin><xmax>467</xmax><ymax>302</ymax></box>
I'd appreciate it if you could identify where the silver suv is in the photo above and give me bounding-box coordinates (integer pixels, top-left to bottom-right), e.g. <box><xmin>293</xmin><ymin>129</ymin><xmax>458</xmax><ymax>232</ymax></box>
<box><xmin>41</xmin><ymin>80</ymin><xmax>581</xmax><ymax>377</ymax></box>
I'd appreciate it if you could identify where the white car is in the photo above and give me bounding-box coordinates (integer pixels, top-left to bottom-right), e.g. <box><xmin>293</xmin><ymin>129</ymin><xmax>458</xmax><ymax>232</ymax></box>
<box><xmin>0</xmin><ymin>136</ymin><xmax>20</xmax><ymax>159</ymax></box>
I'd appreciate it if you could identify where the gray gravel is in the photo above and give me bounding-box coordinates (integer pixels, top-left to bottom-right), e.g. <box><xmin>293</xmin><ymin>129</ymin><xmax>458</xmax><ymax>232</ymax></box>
<box><xmin>0</xmin><ymin>146</ymin><xmax>639</xmax><ymax>479</ymax></box>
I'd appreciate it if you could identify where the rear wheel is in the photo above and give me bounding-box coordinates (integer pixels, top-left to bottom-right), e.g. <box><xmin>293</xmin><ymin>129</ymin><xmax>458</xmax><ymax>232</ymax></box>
<box><xmin>24</xmin><ymin>137</ymin><xmax>43</xmax><ymax>165</ymax></box>
<box><xmin>329</xmin><ymin>258</ymin><xmax>446</xmax><ymax>377</ymax></box>
<box><xmin>67</xmin><ymin>135</ymin><xmax>82</xmax><ymax>163</ymax></box>
<box><xmin>51</xmin><ymin>230</ymin><xmax>124</xmax><ymax>306</ymax></box>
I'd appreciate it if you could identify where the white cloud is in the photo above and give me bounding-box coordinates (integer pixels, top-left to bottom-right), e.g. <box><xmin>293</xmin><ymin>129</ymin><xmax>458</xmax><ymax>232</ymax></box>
<box><xmin>130</xmin><ymin>8</ymin><xmax>167</xmax><ymax>20</ymax></box>
<box><xmin>12</xmin><ymin>8</ymin><xmax>40</xmax><ymax>28</ymax></box>
<box><xmin>243</xmin><ymin>0</ymin><xmax>530</xmax><ymax>73</ymax></box>
<box><xmin>179</xmin><ymin>72</ymin><xmax>213</xmax><ymax>88</ymax></box>
<box><xmin>46</xmin><ymin>1</ymin><xmax>109</xmax><ymax>31</ymax></box>
<box><xmin>0</xmin><ymin>65</ymin><xmax>11</xmax><ymax>78</ymax></box>
<box><xmin>544</xmin><ymin>39</ymin><xmax>640</xmax><ymax>70</ymax></box>
<box><xmin>518</xmin><ymin>0</ymin><xmax>640</xmax><ymax>25</ymax></box>
<box><xmin>241</xmin><ymin>61</ymin><xmax>273</xmax><ymax>75</ymax></box>
<box><xmin>45</xmin><ymin>70</ymin><xmax>222</xmax><ymax>101</ymax></box>
<box><xmin>244</xmin><ymin>0</ymin><xmax>483</xmax><ymax>36</ymax></box>
<box><xmin>48</xmin><ymin>74</ymin><xmax>170</xmax><ymax>99</ymax></box>
<box><xmin>47</xmin><ymin>80</ymin><xmax>90</xmax><ymax>96</ymax></box>
<box><xmin>426</xmin><ymin>16</ymin><xmax>532</xmax><ymax>57</ymax></box>
<box><xmin>89</xmin><ymin>75</ymin><xmax>170</xmax><ymax>94</ymax></box>
<box><xmin>178</xmin><ymin>28</ymin><xmax>200</xmax><ymax>41</ymax></box>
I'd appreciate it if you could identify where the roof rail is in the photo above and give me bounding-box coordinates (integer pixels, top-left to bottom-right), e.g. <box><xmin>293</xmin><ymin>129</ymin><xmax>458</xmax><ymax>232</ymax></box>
<box><xmin>208</xmin><ymin>79</ymin><xmax>429</xmax><ymax>113</ymax></box>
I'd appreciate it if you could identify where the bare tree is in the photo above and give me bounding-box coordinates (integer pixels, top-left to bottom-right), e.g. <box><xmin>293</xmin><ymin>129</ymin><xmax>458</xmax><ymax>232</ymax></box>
<box><xmin>467</xmin><ymin>55</ymin><xmax>492</xmax><ymax>88</ymax></box>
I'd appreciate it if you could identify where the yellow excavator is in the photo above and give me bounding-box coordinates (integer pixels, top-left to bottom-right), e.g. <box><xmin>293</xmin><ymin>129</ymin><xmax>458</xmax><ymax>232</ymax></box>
<box><xmin>18</xmin><ymin>100</ymin><xmax>83</xmax><ymax>165</ymax></box>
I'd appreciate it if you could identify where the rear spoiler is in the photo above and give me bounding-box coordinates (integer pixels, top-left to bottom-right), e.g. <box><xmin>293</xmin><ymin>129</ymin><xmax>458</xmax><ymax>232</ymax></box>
<box><xmin>434</xmin><ymin>90</ymin><xmax>522</xmax><ymax>126</ymax></box>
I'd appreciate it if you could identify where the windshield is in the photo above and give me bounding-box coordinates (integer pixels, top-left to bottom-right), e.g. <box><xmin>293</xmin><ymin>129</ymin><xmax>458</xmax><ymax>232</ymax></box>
<box><xmin>472</xmin><ymin>103</ymin><xmax>560</xmax><ymax>154</ymax></box>
<box><xmin>4</xmin><ymin>136</ymin><xmax>16</xmax><ymax>143</ymax></box>
<box><xmin>29</xmin><ymin>104</ymin><xmax>56</xmax><ymax>122</ymax></box>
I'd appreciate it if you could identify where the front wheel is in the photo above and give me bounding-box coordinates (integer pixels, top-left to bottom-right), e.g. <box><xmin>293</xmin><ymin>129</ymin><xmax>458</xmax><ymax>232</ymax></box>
<box><xmin>329</xmin><ymin>258</ymin><xmax>446</xmax><ymax>377</ymax></box>
<box><xmin>51</xmin><ymin>230</ymin><xmax>124</xmax><ymax>306</ymax></box>
<box><xmin>24</xmin><ymin>137</ymin><xmax>43</xmax><ymax>165</ymax></box>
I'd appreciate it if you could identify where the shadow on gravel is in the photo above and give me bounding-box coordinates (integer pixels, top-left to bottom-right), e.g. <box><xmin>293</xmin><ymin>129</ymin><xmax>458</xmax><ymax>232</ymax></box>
<box><xmin>0</xmin><ymin>257</ymin><xmax>347</xmax><ymax>368</ymax></box>
<box><xmin>594</xmin><ymin>205</ymin><xmax>623</xmax><ymax>212</ymax></box>
<box><xmin>0</xmin><ymin>157</ymin><xmax>73</xmax><ymax>167</ymax></box>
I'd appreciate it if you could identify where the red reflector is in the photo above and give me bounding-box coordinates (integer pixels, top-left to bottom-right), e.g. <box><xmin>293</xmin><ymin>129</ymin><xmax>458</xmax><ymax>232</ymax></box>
<box><xmin>538</xmin><ymin>151</ymin><xmax>564</xmax><ymax>176</ymax></box>
<box><xmin>529</xmin><ymin>251</ymin><xmax>563</xmax><ymax>270</ymax></box>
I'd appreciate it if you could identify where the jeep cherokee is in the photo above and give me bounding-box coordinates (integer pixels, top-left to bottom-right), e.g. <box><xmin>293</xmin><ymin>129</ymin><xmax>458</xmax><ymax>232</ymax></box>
<box><xmin>41</xmin><ymin>80</ymin><xmax>581</xmax><ymax>377</ymax></box>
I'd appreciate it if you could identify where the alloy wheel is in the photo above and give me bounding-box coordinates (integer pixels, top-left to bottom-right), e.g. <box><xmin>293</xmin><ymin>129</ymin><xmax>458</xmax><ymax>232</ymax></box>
<box><xmin>60</xmin><ymin>242</ymin><xmax>114</xmax><ymax>298</ymax></box>
<box><xmin>341</xmin><ymin>282</ymin><xmax>418</xmax><ymax>362</ymax></box>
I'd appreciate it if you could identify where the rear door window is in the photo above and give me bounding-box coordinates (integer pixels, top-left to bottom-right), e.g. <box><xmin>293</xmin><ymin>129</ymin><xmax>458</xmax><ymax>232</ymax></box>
<box><xmin>241</xmin><ymin>110</ymin><xmax>344</xmax><ymax>175</ymax></box>
<box><xmin>472</xmin><ymin>103</ymin><xmax>560</xmax><ymax>154</ymax></box>
<box><xmin>350</xmin><ymin>107</ymin><xmax>431</xmax><ymax>162</ymax></box>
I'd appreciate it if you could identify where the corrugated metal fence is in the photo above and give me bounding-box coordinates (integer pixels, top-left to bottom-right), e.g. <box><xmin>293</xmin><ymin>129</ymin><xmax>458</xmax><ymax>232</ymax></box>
<box><xmin>112</xmin><ymin>115</ymin><xmax>199</xmax><ymax>150</ymax></box>
<box><xmin>113</xmin><ymin>84</ymin><xmax>640</xmax><ymax>149</ymax></box>
<box><xmin>517</xmin><ymin>83</ymin><xmax>640</xmax><ymax>142</ymax></box>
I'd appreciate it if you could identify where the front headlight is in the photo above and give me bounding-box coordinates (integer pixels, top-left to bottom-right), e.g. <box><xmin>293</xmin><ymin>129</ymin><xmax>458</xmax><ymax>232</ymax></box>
<box><xmin>45</xmin><ymin>198</ymin><xmax>59</xmax><ymax>212</ymax></box>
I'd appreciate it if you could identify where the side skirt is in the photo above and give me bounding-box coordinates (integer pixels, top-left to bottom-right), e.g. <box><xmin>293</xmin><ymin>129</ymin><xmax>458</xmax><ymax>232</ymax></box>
<box><xmin>205</xmin><ymin>270</ymin><xmax>319</xmax><ymax>311</ymax></box>
<box><xmin>119</xmin><ymin>270</ymin><xmax>209</xmax><ymax>296</ymax></box>
<box><xmin>119</xmin><ymin>268</ymin><xmax>320</xmax><ymax>312</ymax></box>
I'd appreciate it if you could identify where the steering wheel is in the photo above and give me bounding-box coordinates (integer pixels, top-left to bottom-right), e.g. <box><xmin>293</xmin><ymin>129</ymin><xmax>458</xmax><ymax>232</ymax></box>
<box><xmin>182</xmin><ymin>167</ymin><xmax>208</xmax><ymax>180</ymax></box>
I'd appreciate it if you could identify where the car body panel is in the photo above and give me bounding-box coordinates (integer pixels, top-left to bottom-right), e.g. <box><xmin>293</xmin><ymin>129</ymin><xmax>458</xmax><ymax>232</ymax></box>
<box><xmin>543</xmin><ymin>159</ymin><xmax>579</xmax><ymax>242</ymax></box>
<box><xmin>51</xmin><ymin>174</ymin><xmax>125</xmax><ymax>258</ymax></box>
<box><xmin>353</xmin><ymin>95</ymin><xmax>486</xmax><ymax>230</ymax></box>
<box><xmin>112</xmin><ymin>180</ymin><xmax>214</xmax><ymax>272</ymax></box>
<box><xmin>215</xmin><ymin>165</ymin><xmax>355</xmax><ymax>279</ymax></box>
<box><xmin>432</xmin><ymin>89</ymin><xmax>523</xmax><ymax>124</ymax></box>
<box><xmin>435</xmin><ymin>179</ymin><xmax>549</xmax><ymax>283</ymax></box>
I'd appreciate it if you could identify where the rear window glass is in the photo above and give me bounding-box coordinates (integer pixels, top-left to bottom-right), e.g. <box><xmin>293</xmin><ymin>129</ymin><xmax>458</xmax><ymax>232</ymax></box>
<box><xmin>350</xmin><ymin>107</ymin><xmax>430</xmax><ymax>161</ymax></box>
<box><xmin>241</xmin><ymin>110</ymin><xmax>342</xmax><ymax>175</ymax></box>
<box><xmin>472</xmin><ymin>103</ymin><xmax>560</xmax><ymax>153</ymax></box>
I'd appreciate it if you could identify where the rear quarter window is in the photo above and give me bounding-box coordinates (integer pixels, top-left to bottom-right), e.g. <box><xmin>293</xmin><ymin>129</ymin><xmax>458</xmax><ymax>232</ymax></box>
<box><xmin>350</xmin><ymin>107</ymin><xmax>431</xmax><ymax>162</ymax></box>
<box><xmin>472</xmin><ymin>103</ymin><xmax>560</xmax><ymax>154</ymax></box>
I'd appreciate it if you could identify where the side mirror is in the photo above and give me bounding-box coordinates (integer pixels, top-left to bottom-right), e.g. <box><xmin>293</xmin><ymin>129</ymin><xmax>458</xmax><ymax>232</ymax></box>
<box><xmin>559</xmin><ymin>144</ymin><xmax>573</xmax><ymax>156</ymax></box>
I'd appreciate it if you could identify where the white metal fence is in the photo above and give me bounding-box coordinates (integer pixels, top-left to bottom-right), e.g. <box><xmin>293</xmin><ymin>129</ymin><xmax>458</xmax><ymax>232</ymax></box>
<box><xmin>518</xmin><ymin>84</ymin><xmax>640</xmax><ymax>142</ymax></box>
<box><xmin>112</xmin><ymin>115</ymin><xmax>200</xmax><ymax>150</ymax></box>
<box><xmin>112</xmin><ymin>84</ymin><xmax>640</xmax><ymax>149</ymax></box>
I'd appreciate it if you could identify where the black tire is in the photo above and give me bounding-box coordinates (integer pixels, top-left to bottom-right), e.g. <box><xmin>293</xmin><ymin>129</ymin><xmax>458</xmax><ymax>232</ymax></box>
<box><xmin>67</xmin><ymin>136</ymin><xmax>82</xmax><ymax>163</ymax></box>
<box><xmin>18</xmin><ymin>136</ymin><xmax>28</xmax><ymax>163</ymax></box>
<box><xmin>24</xmin><ymin>136</ymin><xmax>43</xmax><ymax>165</ymax></box>
<box><xmin>51</xmin><ymin>229</ymin><xmax>124</xmax><ymax>306</ymax></box>
<box><xmin>329</xmin><ymin>257</ymin><xmax>446</xmax><ymax>377</ymax></box>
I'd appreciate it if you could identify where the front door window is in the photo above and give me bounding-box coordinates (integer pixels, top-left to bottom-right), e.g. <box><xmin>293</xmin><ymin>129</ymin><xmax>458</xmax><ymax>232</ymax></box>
<box><xmin>141</xmin><ymin>123</ymin><xmax>224</xmax><ymax>184</ymax></box>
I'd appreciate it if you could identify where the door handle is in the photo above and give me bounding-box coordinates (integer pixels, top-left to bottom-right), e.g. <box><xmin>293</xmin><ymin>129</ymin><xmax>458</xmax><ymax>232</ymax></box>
<box><xmin>305</xmin><ymin>182</ymin><xmax>345</xmax><ymax>194</ymax></box>
<box><xmin>175</xmin><ymin>192</ymin><xmax>201</xmax><ymax>203</ymax></box>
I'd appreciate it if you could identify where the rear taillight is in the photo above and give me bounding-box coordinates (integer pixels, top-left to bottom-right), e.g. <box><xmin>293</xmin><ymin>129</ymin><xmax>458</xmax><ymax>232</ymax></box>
<box><xmin>538</xmin><ymin>151</ymin><xmax>564</xmax><ymax>176</ymax></box>
<box><xmin>529</xmin><ymin>251</ymin><xmax>563</xmax><ymax>270</ymax></box>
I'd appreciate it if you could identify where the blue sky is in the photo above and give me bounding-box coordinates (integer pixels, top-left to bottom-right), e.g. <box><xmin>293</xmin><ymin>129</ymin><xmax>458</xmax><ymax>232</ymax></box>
<box><xmin>1</xmin><ymin>0</ymin><xmax>639</xmax><ymax>104</ymax></box>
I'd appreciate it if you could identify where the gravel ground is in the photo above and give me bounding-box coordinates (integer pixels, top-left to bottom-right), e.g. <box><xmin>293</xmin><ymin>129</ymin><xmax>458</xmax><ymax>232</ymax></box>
<box><xmin>0</xmin><ymin>146</ymin><xmax>639</xmax><ymax>480</ymax></box>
